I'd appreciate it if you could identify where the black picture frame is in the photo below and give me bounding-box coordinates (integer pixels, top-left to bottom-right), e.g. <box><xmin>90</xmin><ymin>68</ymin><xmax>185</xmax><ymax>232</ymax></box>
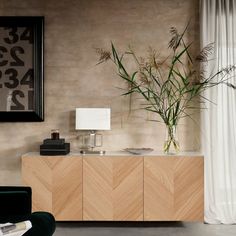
<box><xmin>0</xmin><ymin>16</ymin><xmax>44</xmax><ymax>122</ymax></box>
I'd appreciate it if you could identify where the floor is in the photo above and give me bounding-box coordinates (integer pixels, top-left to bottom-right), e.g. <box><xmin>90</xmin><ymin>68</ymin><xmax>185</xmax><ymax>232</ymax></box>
<box><xmin>55</xmin><ymin>222</ymin><xmax>236</xmax><ymax>236</ymax></box>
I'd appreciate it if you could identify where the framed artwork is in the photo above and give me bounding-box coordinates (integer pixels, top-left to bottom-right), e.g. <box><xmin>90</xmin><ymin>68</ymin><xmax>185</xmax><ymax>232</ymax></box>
<box><xmin>0</xmin><ymin>16</ymin><xmax>44</xmax><ymax>121</ymax></box>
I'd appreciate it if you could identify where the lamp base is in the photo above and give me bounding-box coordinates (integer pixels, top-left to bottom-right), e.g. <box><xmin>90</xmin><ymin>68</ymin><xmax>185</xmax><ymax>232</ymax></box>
<box><xmin>80</xmin><ymin>150</ymin><xmax>106</xmax><ymax>155</ymax></box>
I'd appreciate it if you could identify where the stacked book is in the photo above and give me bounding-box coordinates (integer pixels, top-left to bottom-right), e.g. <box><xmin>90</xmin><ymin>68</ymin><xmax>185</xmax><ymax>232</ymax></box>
<box><xmin>40</xmin><ymin>139</ymin><xmax>70</xmax><ymax>155</ymax></box>
<box><xmin>0</xmin><ymin>220</ymin><xmax>32</xmax><ymax>236</ymax></box>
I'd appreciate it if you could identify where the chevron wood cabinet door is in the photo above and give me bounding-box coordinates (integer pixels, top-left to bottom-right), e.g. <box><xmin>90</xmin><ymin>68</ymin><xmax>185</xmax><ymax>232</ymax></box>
<box><xmin>83</xmin><ymin>157</ymin><xmax>113</xmax><ymax>220</ymax></box>
<box><xmin>83</xmin><ymin>156</ymin><xmax>143</xmax><ymax>221</ymax></box>
<box><xmin>22</xmin><ymin>156</ymin><xmax>83</xmax><ymax>221</ymax></box>
<box><xmin>144</xmin><ymin>157</ymin><xmax>204</xmax><ymax>221</ymax></box>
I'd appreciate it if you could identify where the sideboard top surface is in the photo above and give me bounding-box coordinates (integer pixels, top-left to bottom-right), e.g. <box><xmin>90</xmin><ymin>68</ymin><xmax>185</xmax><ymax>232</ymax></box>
<box><xmin>22</xmin><ymin>151</ymin><xmax>203</xmax><ymax>158</ymax></box>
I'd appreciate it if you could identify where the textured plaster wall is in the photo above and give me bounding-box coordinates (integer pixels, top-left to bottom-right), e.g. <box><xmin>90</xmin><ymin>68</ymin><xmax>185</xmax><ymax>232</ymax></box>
<box><xmin>0</xmin><ymin>0</ymin><xmax>200</xmax><ymax>185</ymax></box>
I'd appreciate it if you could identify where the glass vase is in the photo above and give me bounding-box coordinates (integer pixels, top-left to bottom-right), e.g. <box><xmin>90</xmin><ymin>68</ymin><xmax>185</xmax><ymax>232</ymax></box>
<box><xmin>163</xmin><ymin>124</ymin><xmax>179</xmax><ymax>154</ymax></box>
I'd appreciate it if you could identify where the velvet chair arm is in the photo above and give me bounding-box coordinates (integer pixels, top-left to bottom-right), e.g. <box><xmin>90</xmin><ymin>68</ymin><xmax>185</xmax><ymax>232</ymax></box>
<box><xmin>0</xmin><ymin>186</ymin><xmax>32</xmax><ymax>219</ymax></box>
<box><xmin>0</xmin><ymin>186</ymin><xmax>56</xmax><ymax>236</ymax></box>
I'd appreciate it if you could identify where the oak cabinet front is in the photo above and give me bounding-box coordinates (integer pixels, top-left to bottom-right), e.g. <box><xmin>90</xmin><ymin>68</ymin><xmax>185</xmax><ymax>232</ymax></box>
<box><xmin>22</xmin><ymin>156</ymin><xmax>83</xmax><ymax>221</ymax></box>
<box><xmin>22</xmin><ymin>153</ymin><xmax>203</xmax><ymax>222</ymax></box>
<box><xmin>83</xmin><ymin>156</ymin><xmax>143</xmax><ymax>221</ymax></box>
<box><xmin>144</xmin><ymin>157</ymin><xmax>204</xmax><ymax>221</ymax></box>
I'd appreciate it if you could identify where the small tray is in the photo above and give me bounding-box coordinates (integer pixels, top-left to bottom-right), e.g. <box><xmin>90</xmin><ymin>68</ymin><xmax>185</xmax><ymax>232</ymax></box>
<box><xmin>124</xmin><ymin>148</ymin><xmax>154</xmax><ymax>155</ymax></box>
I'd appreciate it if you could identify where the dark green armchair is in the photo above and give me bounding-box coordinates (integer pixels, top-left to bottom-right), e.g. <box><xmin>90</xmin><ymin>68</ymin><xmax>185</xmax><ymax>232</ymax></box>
<box><xmin>0</xmin><ymin>186</ymin><xmax>55</xmax><ymax>236</ymax></box>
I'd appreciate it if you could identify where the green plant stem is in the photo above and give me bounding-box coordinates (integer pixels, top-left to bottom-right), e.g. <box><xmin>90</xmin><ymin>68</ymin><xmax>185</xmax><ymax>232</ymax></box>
<box><xmin>164</xmin><ymin>124</ymin><xmax>180</xmax><ymax>154</ymax></box>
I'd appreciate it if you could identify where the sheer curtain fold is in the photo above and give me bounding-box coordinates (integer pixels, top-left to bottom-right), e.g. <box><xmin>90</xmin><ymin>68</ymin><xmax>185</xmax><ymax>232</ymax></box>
<box><xmin>201</xmin><ymin>0</ymin><xmax>236</xmax><ymax>224</ymax></box>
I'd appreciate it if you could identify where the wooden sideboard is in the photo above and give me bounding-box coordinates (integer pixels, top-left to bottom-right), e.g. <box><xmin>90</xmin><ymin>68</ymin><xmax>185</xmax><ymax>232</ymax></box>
<box><xmin>21</xmin><ymin>152</ymin><xmax>204</xmax><ymax>221</ymax></box>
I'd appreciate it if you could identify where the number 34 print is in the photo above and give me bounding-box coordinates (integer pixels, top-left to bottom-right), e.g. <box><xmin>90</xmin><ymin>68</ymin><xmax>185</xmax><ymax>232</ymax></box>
<box><xmin>0</xmin><ymin>17</ymin><xmax>44</xmax><ymax>121</ymax></box>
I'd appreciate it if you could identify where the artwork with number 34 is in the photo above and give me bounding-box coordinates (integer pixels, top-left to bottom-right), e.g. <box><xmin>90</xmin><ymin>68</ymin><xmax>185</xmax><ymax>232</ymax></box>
<box><xmin>0</xmin><ymin>17</ymin><xmax>44</xmax><ymax>121</ymax></box>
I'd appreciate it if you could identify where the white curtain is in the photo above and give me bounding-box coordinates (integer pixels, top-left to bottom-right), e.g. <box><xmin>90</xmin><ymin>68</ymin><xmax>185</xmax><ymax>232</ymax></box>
<box><xmin>201</xmin><ymin>0</ymin><xmax>236</xmax><ymax>224</ymax></box>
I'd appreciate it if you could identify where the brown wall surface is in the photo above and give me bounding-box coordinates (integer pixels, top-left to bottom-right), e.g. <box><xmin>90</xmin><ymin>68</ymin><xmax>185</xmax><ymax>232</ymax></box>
<box><xmin>0</xmin><ymin>0</ymin><xmax>200</xmax><ymax>185</ymax></box>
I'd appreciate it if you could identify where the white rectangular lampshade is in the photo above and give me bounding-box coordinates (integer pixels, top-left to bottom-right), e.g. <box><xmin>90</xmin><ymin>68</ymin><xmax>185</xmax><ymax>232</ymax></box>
<box><xmin>76</xmin><ymin>108</ymin><xmax>111</xmax><ymax>130</ymax></box>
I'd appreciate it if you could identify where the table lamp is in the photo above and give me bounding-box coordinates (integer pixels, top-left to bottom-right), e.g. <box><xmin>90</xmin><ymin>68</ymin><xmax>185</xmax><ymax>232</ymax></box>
<box><xmin>75</xmin><ymin>108</ymin><xmax>111</xmax><ymax>154</ymax></box>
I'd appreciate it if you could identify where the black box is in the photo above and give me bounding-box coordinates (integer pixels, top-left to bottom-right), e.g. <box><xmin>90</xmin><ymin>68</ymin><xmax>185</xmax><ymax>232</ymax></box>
<box><xmin>40</xmin><ymin>144</ymin><xmax>67</xmax><ymax>149</ymax></box>
<box><xmin>43</xmin><ymin>138</ymin><xmax>65</xmax><ymax>145</ymax></box>
<box><xmin>40</xmin><ymin>143</ymin><xmax>70</xmax><ymax>156</ymax></box>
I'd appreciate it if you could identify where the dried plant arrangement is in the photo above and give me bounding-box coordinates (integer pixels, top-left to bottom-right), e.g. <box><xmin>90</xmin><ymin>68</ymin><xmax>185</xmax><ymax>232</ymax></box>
<box><xmin>96</xmin><ymin>25</ymin><xmax>236</xmax><ymax>153</ymax></box>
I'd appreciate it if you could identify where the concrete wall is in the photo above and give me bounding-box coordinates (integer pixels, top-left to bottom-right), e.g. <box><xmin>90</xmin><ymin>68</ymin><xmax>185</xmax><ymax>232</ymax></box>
<box><xmin>0</xmin><ymin>0</ymin><xmax>200</xmax><ymax>185</ymax></box>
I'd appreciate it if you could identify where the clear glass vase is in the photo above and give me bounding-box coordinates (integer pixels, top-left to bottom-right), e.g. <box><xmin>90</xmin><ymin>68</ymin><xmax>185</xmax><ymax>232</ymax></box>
<box><xmin>163</xmin><ymin>124</ymin><xmax>180</xmax><ymax>154</ymax></box>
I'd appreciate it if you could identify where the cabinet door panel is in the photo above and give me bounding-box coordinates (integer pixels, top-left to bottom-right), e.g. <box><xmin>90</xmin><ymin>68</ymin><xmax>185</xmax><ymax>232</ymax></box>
<box><xmin>144</xmin><ymin>157</ymin><xmax>203</xmax><ymax>221</ymax></box>
<box><xmin>22</xmin><ymin>157</ymin><xmax>53</xmax><ymax>213</ymax></box>
<box><xmin>113</xmin><ymin>157</ymin><xmax>143</xmax><ymax>221</ymax></box>
<box><xmin>83</xmin><ymin>158</ymin><xmax>113</xmax><ymax>220</ymax></box>
<box><xmin>22</xmin><ymin>156</ymin><xmax>83</xmax><ymax>221</ymax></box>
<box><xmin>53</xmin><ymin>158</ymin><xmax>83</xmax><ymax>220</ymax></box>
<box><xmin>174</xmin><ymin>158</ymin><xmax>204</xmax><ymax>221</ymax></box>
<box><xmin>144</xmin><ymin>158</ymin><xmax>174</xmax><ymax>220</ymax></box>
<box><xmin>83</xmin><ymin>157</ymin><xmax>143</xmax><ymax>221</ymax></box>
